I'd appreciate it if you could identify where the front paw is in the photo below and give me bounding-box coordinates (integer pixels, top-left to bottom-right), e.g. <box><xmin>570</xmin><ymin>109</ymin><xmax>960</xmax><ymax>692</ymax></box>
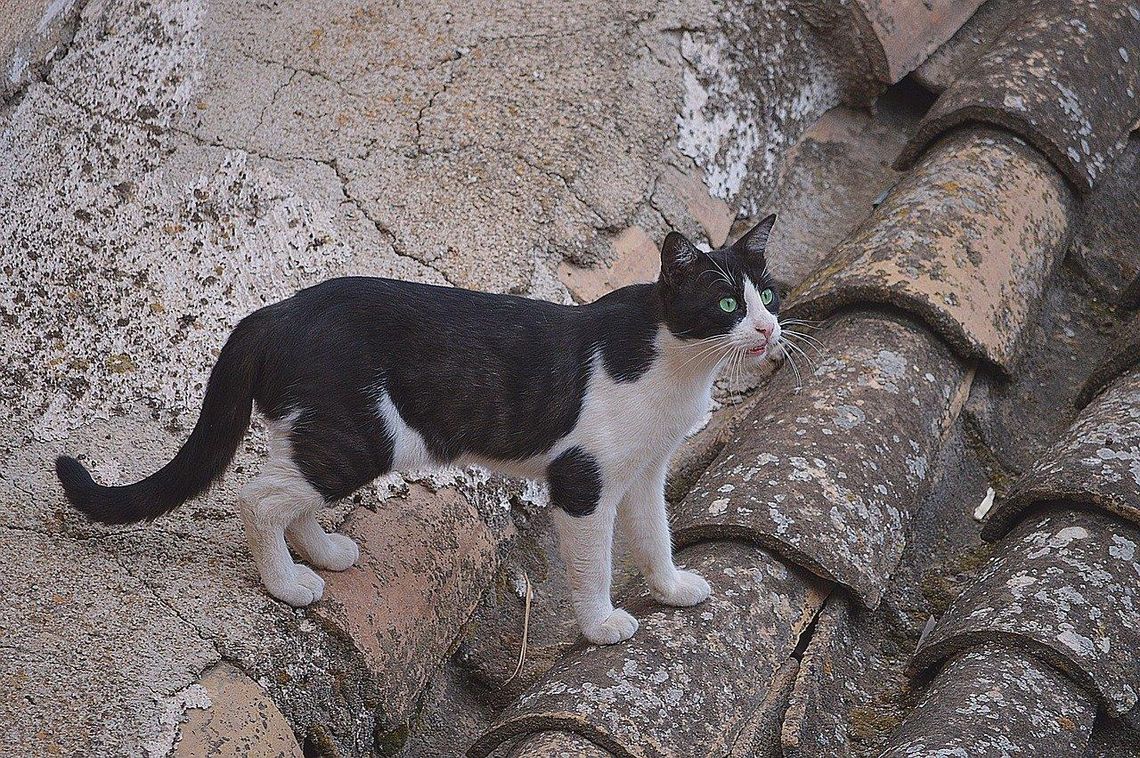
<box><xmin>581</xmin><ymin>608</ymin><xmax>639</xmax><ymax>645</ymax></box>
<box><xmin>651</xmin><ymin>569</ymin><xmax>711</xmax><ymax>607</ymax></box>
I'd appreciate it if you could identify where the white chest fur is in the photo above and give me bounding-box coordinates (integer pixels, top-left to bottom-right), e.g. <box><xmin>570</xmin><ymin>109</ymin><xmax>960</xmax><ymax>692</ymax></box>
<box><xmin>559</xmin><ymin>326</ymin><xmax>718</xmax><ymax>477</ymax></box>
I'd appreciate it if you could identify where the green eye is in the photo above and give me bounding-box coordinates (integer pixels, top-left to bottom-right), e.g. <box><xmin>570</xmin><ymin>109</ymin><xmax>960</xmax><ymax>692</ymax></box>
<box><xmin>718</xmin><ymin>297</ymin><xmax>737</xmax><ymax>313</ymax></box>
<box><xmin>760</xmin><ymin>288</ymin><xmax>775</xmax><ymax>306</ymax></box>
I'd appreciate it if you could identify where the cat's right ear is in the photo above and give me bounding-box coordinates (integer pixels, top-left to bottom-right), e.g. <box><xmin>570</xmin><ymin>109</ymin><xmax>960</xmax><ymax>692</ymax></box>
<box><xmin>660</xmin><ymin>231</ymin><xmax>700</xmax><ymax>285</ymax></box>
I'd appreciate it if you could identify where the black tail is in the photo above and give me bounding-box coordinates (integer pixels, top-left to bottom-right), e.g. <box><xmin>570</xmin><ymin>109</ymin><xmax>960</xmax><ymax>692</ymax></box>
<box><xmin>56</xmin><ymin>318</ymin><xmax>265</xmax><ymax>525</ymax></box>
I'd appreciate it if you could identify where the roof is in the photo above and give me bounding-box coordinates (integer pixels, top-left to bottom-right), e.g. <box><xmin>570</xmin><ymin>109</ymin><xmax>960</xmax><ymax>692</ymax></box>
<box><xmin>2</xmin><ymin>0</ymin><xmax>1139</xmax><ymax>756</ymax></box>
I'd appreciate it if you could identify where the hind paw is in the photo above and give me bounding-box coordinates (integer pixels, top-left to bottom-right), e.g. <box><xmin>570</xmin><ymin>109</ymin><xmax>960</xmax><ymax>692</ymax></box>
<box><xmin>265</xmin><ymin>564</ymin><xmax>326</xmax><ymax>606</ymax></box>
<box><xmin>307</xmin><ymin>533</ymin><xmax>360</xmax><ymax>571</ymax></box>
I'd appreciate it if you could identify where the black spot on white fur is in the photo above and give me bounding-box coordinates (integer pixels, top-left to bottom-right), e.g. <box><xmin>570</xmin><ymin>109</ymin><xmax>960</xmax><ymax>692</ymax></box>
<box><xmin>547</xmin><ymin>446</ymin><xmax>602</xmax><ymax>516</ymax></box>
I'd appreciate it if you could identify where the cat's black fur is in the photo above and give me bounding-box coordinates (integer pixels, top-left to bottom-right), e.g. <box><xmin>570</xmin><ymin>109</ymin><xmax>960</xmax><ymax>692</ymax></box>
<box><xmin>56</xmin><ymin>217</ymin><xmax>778</xmax><ymax>523</ymax></box>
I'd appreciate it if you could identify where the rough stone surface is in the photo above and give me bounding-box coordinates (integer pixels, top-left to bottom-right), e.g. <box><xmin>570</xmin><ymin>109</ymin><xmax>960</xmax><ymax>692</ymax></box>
<box><xmin>654</xmin><ymin>164</ymin><xmax>735</xmax><ymax>247</ymax></box>
<box><xmin>0</xmin><ymin>0</ymin><xmax>83</xmax><ymax>100</ymax></box>
<box><xmin>59</xmin><ymin>479</ymin><xmax>387</xmax><ymax>758</ymax></box>
<box><xmin>314</xmin><ymin>485</ymin><xmax>499</xmax><ymax>731</ymax></box>
<box><xmin>983</xmin><ymin>368</ymin><xmax>1140</xmax><ymax>540</ymax></box>
<box><xmin>509</xmin><ymin>731</ymin><xmax>615</xmax><ymax>757</ymax></box>
<box><xmin>677</xmin><ymin>0</ymin><xmax>844</xmax><ymax>213</ymax></box>
<box><xmin>790</xmin><ymin>128</ymin><xmax>1073</xmax><ymax>374</ymax></box>
<box><xmin>756</xmin><ymin>93</ymin><xmax>920</xmax><ymax>292</ymax></box>
<box><xmin>911</xmin><ymin>0</ymin><xmax>1023</xmax><ymax>93</ymax></box>
<box><xmin>795</xmin><ymin>0</ymin><xmax>985</xmax><ymax>100</ymax></box>
<box><xmin>468</xmin><ymin>541</ymin><xmax>827</xmax><ymax>758</ymax></box>
<box><xmin>881</xmin><ymin>645</ymin><xmax>1096</xmax><ymax>758</ymax></box>
<box><xmin>672</xmin><ymin>313</ymin><xmax>968</xmax><ymax>608</ymax></box>
<box><xmin>558</xmin><ymin>226</ymin><xmax>660</xmax><ymax>304</ymax></box>
<box><xmin>1069</xmin><ymin>136</ymin><xmax>1140</xmax><ymax>306</ymax></box>
<box><xmin>174</xmin><ymin>663</ymin><xmax>302</xmax><ymax>758</ymax></box>
<box><xmin>1</xmin><ymin>529</ymin><xmax>219</xmax><ymax>756</ymax></box>
<box><xmin>917</xmin><ymin>509</ymin><xmax>1140</xmax><ymax>718</ymax></box>
<box><xmin>897</xmin><ymin>0</ymin><xmax>1140</xmax><ymax>193</ymax></box>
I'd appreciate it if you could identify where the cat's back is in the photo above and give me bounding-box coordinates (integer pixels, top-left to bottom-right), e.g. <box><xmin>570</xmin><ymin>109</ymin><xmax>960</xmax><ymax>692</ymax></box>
<box><xmin>269</xmin><ymin>275</ymin><xmax>578</xmax><ymax>335</ymax></box>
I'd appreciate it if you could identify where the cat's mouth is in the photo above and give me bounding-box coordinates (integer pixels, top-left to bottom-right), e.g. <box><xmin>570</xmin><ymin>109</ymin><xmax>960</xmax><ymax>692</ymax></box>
<box><xmin>745</xmin><ymin>340</ymin><xmax>784</xmax><ymax>361</ymax></box>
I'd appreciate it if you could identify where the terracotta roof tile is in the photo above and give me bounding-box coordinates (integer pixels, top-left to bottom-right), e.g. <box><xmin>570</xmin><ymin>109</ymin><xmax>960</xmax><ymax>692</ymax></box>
<box><xmin>790</xmin><ymin>128</ymin><xmax>1073</xmax><ymax>374</ymax></box>
<box><xmin>672</xmin><ymin>313</ymin><xmax>969</xmax><ymax>609</ymax></box>
<box><xmin>983</xmin><ymin>367</ymin><xmax>1140</xmax><ymax>540</ymax></box>
<box><xmin>757</xmin><ymin>100</ymin><xmax>918</xmax><ymax>291</ymax></box>
<box><xmin>915</xmin><ymin>508</ymin><xmax>1140</xmax><ymax>719</ymax></box>
<box><xmin>779</xmin><ymin>601</ymin><xmax>857</xmax><ymax>757</ymax></box>
<box><xmin>897</xmin><ymin>0</ymin><xmax>1140</xmax><ymax>192</ymax></box>
<box><xmin>882</xmin><ymin>644</ymin><xmax>1096</xmax><ymax>757</ymax></box>
<box><xmin>313</xmin><ymin>485</ymin><xmax>499</xmax><ymax>729</ymax></box>
<box><xmin>468</xmin><ymin>541</ymin><xmax>828</xmax><ymax>757</ymax></box>
<box><xmin>728</xmin><ymin>659</ymin><xmax>801</xmax><ymax>757</ymax></box>
<box><xmin>960</xmin><ymin>263</ymin><xmax>1134</xmax><ymax>476</ymax></box>
<box><xmin>794</xmin><ymin>0</ymin><xmax>986</xmax><ymax>100</ymax></box>
<box><xmin>911</xmin><ymin>0</ymin><xmax>1024</xmax><ymax>93</ymax></box>
<box><xmin>174</xmin><ymin>663</ymin><xmax>302</xmax><ymax>758</ymax></box>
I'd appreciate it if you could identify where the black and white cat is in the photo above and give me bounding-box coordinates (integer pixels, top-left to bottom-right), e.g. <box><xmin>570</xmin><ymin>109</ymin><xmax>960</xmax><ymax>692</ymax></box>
<box><xmin>56</xmin><ymin>216</ymin><xmax>783</xmax><ymax>645</ymax></box>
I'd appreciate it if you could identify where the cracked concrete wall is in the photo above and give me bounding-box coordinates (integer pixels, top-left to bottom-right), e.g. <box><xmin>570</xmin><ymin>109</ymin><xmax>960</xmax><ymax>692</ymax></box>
<box><xmin>0</xmin><ymin>0</ymin><xmax>83</xmax><ymax>101</ymax></box>
<box><xmin>1</xmin><ymin>0</ymin><xmax>852</xmax><ymax>754</ymax></box>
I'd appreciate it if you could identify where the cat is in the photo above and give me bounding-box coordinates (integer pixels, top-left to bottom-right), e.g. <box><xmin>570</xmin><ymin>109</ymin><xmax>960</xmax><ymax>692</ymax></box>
<box><xmin>56</xmin><ymin>215</ymin><xmax>783</xmax><ymax>645</ymax></box>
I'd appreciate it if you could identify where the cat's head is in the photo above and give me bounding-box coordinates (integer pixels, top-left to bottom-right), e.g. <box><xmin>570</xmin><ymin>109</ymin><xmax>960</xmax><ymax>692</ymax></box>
<box><xmin>657</xmin><ymin>214</ymin><xmax>782</xmax><ymax>363</ymax></box>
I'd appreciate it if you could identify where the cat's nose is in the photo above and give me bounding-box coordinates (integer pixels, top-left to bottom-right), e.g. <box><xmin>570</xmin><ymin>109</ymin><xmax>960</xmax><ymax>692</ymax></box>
<box><xmin>755</xmin><ymin>323</ymin><xmax>773</xmax><ymax>341</ymax></box>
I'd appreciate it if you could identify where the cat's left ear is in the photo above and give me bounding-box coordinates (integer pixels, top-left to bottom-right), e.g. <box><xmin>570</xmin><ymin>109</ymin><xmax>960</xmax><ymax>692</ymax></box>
<box><xmin>660</xmin><ymin>231</ymin><xmax>701</xmax><ymax>285</ymax></box>
<box><xmin>733</xmin><ymin>214</ymin><xmax>776</xmax><ymax>265</ymax></box>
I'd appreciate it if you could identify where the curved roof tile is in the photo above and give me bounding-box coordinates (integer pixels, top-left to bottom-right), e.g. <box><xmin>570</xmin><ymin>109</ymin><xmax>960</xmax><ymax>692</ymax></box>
<box><xmin>468</xmin><ymin>541</ymin><xmax>827</xmax><ymax>758</ymax></box>
<box><xmin>915</xmin><ymin>509</ymin><xmax>1140</xmax><ymax>719</ymax></box>
<box><xmin>789</xmin><ymin>129</ymin><xmax>1073</xmax><ymax>374</ymax></box>
<box><xmin>897</xmin><ymin>0</ymin><xmax>1140</xmax><ymax>192</ymax></box>
<box><xmin>882</xmin><ymin>644</ymin><xmax>1096</xmax><ymax>757</ymax></box>
<box><xmin>983</xmin><ymin>367</ymin><xmax>1140</xmax><ymax>540</ymax></box>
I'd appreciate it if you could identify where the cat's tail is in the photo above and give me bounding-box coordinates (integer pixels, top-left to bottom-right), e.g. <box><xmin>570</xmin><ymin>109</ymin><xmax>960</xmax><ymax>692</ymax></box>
<box><xmin>55</xmin><ymin>314</ymin><xmax>267</xmax><ymax>525</ymax></box>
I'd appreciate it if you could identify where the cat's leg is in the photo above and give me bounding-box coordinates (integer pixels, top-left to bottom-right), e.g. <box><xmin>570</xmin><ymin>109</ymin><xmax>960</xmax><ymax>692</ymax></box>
<box><xmin>285</xmin><ymin>513</ymin><xmax>359</xmax><ymax>571</ymax></box>
<box><xmin>239</xmin><ymin>455</ymin><xmax>327</xmax><ymax>607</ymax></box>
<box><xmin>548</xmin><ymin>447</ymin><xmax>636</xmax><ymax>645</ymax></box>
<box><xmin>618</xmin><ymin>459</ymin><xmax>710</xmax><ymax>607</ymax></box>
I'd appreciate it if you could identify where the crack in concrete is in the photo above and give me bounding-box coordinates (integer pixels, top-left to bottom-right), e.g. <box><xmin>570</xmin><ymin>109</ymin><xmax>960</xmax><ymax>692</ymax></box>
<box><xmin>412</xmin><ymin>48</ymin><xmax>464</xmax><ymax>158</ymax></box>
<box><xmin>35</xmin><ymin>80</ymin><xmax>456</xmax><ymax>284</ymax></box>
<box><xmin>325</xmin><ymin>156</ymin><xmax>456</xmax><ymax>285</ymax></box>
<box><xmin>249</xmin><ymin>68</ymin><xmax>299</xmax><ymax>142</ymax></box>
<box><xmin>108</xmin><ymin>546</ymin><xmax>223</xmax><ymax>656</ymax></box>
<box><xmin>0</xmin><ymin>0</ymin><xmax>91</xmax><ymax>116</ymax></box>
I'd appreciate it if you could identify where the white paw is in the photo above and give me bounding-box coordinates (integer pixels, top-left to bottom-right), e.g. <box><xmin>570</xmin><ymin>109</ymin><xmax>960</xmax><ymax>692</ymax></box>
<box><xmin>651</xmin><ymin>569</ymin><xmax>711</xmax><ymax>607</ymax></box>
<box><xmin>582</xmin><ymin>608</ymin><xmax>639</xmax><ymax>645</ymax></box>
<box><xmin>310</xmin><ymin>533</ymin><xmax>360</xmax><ymax>572</ymax></box>
<box><xmin>265</xmin><ymin>564</ymin><xmax>326</xmax><ymax>607</ymax></box>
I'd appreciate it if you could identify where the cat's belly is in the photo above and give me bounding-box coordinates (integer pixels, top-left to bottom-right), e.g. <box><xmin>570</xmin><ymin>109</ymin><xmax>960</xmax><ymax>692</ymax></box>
<box><xmin>457</xmin><ymin>452</ymin><xmax>552</xmax><ymax>481</ymax></box>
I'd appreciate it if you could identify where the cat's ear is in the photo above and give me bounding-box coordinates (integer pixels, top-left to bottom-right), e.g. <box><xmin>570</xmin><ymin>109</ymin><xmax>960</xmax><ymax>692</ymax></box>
<box><xmin>660</xmin><ymin>231</ymin><xmax>700</xmax><ymax>285</ymax></box>
<box><xmin>733</xmin><ymin>214</ymin><xmax>776</xmax><ymax>264</ymax></box>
